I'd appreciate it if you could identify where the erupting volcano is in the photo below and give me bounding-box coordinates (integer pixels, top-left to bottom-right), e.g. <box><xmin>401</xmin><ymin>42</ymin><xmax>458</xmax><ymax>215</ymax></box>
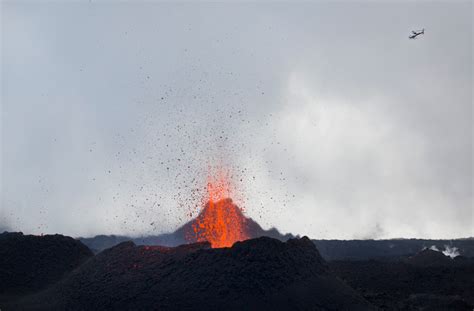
<box><xmin>186</xmin><ymin>171</ymin><xmax>249</xmax><ymax>248</ymax></box>
<box><xmin>190</xmin><ymin>198</ymin><xmax>249</xmax><ymax>248</ymax></box>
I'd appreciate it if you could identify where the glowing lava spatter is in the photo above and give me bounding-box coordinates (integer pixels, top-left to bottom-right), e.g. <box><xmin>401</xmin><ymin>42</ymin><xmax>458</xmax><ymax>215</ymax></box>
<box><xmin>189</xmin><ymin>170</ymin><xmax>249</xmax><ymax>248</ymax></box>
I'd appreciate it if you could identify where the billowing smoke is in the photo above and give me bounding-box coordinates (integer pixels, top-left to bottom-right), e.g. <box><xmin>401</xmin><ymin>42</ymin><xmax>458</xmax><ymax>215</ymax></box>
<box><xmin>442</xmin><ymin>245</ymin><xmax>460</xmax><ymax>258</ymax></box>
<box><xmin>427</xmin><ymin>244</ymin><xmax>460</xmax><ymax>258</ymax></box>
<box><xmin>429</xmin><ymin>245</ymin><xmax>440</xmax><ymax>252</ymax></box>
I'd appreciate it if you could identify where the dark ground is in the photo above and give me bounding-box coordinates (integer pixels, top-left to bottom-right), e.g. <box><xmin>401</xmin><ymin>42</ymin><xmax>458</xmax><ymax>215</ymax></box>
<box><xmin>1</xmin><ymin>232</ymin><xmax>473</xmax><ymax>310</ymax></box>
<box><xmin>0</xmin><ymin>232</ymin><xmax>92</xmax><ymax>298</ymax></box>
<box><xmin>3</xmin><ymin>235</ymin><xmax>372</xmax><ymax>311</ymax></box>
<box><xmin>329</xmin><ymin>250</ymin><xmax>474</xmax><ymax>310</ymax></box>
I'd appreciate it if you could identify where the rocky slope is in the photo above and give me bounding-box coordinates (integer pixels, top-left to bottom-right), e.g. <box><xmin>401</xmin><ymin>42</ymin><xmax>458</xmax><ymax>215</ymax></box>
<box><xmin>14</xmin><ymin>237</ymin><xmax>374</xmax><ymax>311</ymax></box>
<box><xmin>0</xmin><ymin>232</ymin><xmax>93</xmax><ymax>296</ymax></box>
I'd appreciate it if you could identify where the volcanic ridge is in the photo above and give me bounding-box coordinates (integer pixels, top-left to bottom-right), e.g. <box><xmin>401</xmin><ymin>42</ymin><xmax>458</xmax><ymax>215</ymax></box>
<box><xmin>11</xmin><ymin>236</ymin><xmax>374</xmax><ymax>311</ymax></box>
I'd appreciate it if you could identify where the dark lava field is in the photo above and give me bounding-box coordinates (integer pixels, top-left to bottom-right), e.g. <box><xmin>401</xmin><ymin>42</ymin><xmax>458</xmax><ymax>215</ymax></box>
<box><xmin>1</xmin><ymin>231</ymin><xmax>473</xmax><ymax>311</ymax></box>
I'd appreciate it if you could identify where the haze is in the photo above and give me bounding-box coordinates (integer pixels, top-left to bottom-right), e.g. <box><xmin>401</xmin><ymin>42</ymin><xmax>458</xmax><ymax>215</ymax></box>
<box><xmin>1</xmin><ymin>1</ymin><xmax>472</xmax><ymax>239</ymax></box>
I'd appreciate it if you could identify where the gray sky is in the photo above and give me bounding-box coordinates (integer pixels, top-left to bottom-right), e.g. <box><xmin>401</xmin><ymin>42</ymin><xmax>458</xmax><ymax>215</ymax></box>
<box><xmin>1</xmin><ymin>1</ymin><xmax>472</xmax><ymax>239</ymax></box>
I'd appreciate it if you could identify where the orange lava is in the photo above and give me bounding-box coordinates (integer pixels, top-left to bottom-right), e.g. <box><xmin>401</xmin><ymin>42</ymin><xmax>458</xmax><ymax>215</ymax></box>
<box><xmin>189</xmin><ymin>170</ymin><xmax>248</xmax><ymax>248</ymax></box>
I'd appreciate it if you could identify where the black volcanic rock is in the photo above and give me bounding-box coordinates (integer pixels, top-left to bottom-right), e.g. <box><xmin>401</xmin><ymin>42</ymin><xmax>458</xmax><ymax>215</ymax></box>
<box><xmin>16</xmin><ymin>236</ymin><xmax>374</xmax><ymax>311</ymax></box>
<box><xmin>330</xmin><ymin>256</ymin><xmax>474</xmax><ymax>310</ymax></box>
<box><xmin>0</xmin><ymin>232</ymin><xmax>93</xmax><ymax>295</ymax></box>
<box><xmin>404</xmin><ymin>248</ymin><xmax>453</xmax><ymax>266</ymax></box>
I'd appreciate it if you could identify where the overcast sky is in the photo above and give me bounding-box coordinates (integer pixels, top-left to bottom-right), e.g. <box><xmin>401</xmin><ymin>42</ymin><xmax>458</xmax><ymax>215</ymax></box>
<box><xmin>1</xmin><ymin>1</ymin><xmax>472</xmax><ymax>239</ymax></box>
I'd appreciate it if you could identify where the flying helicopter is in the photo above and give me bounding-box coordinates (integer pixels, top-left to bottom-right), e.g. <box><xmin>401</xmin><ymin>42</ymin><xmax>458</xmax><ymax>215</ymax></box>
<box><xmin>409</xmin><ymin>28</ymin><xmax>425</xmax><ymax>39</ymax></box>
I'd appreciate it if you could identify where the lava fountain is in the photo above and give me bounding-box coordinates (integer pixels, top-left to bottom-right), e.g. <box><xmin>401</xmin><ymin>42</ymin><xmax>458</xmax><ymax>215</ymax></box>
<box><xmin>188</xmin><ymin>170</ymin><xmax>249</xmax><ymax>248</ymax></box>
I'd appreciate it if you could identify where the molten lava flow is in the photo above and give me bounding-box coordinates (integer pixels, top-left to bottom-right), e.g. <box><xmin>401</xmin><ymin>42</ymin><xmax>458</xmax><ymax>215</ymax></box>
<box><xmin>191</xmin><ymin>198</ymin><xmax>248</xmax><ymax>248</ymax></box>
<box><xmin>189</xmin><ymin>171</ymin><xmax>248</xmax><ymax>248</ymax></box>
